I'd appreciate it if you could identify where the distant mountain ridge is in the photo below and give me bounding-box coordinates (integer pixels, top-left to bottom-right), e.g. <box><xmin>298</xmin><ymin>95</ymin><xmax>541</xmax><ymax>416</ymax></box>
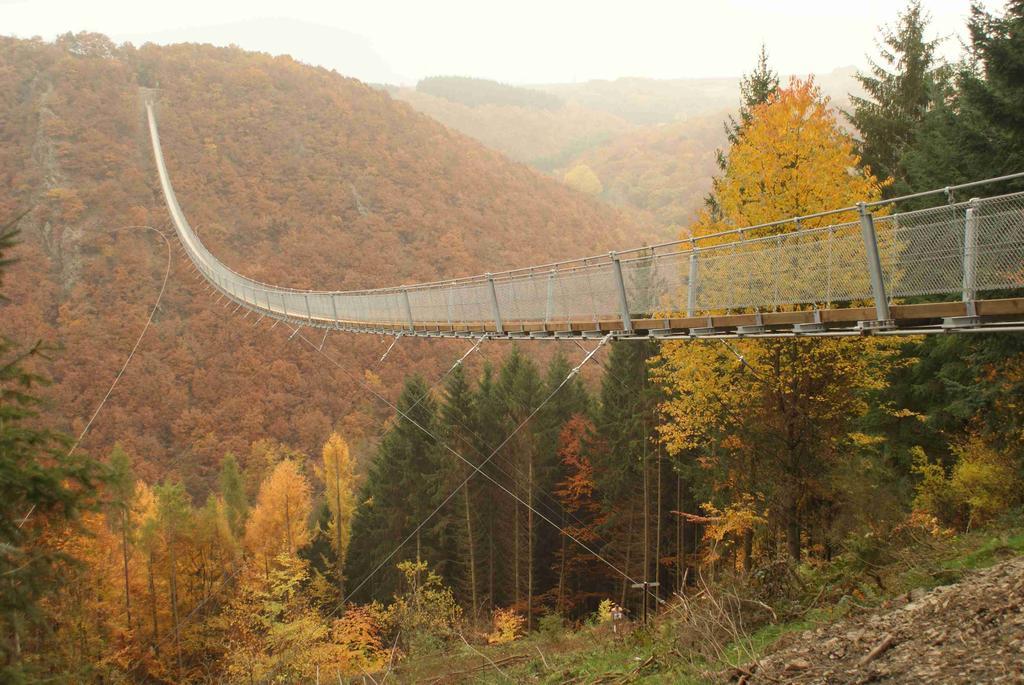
<box><xmin>116</xmin><ymin>17</ymin><xmax>407</xmax><ymax>85</ymax></box>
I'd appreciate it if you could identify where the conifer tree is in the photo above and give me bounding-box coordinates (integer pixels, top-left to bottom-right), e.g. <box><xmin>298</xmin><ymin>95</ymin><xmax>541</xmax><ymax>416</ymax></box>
<box><xmin>346</xmin><ymin>376</ymin><xmax>440</xmax><ymax>602</ymax></box>
<box><xmin>496</xmin><ymin>348</ymin><xmax>545</xmax><ymax>628</ymax></box>
<box><xmin>901</xmin><ymin>0</ymin><xmax>1024</xmax><ymax>188</ymax></box>
<box><xmin>218</xmin><ymin>453</ymin><xmax>248</xmax><ymax>540</ymax></box>
<box><xmin>848</xmin><ymin>0</ymin><xmax>942</xmax><ymax>191</ymax></box>
<box><xmin>726</xmin><ymin>44</ymin><xmax>781</xmax><ymax>146</ymax></box>
<box><xmin>533</xmin><ymin>350</ymin><xmax>589</xmax><ymax>606</ymax></box>
<box><xmin>0</xmin><ymin>221</ymin><xmax>99</xmax><ymax>676</ymax></box>
<box><xmin>245</xmin><ymin>459</ymin><xmax>313</xmax><ymax>565</ymax></box>
<box><xmin>472</xmin><ymin>362</ymin><xmax>507</xmax><ymax>610</ymax></box>
<box><xmin>154</xmin><ymin>482</ymin><xmax>192</xmax><ymax>677</ymax></box>
<box><xmin>707</xmin><ymin>45</ymin><xmax>780</xmax><ymax>218</ymax></box>
<box><xmin>431</xmin><ymin>364</ymin><xmax>482</xmax><ymax>616</ymax></box>
<box><xmin>591</xmin><ymin>340</ymin><xmax>661</xmax><ymax>612</ymax></box>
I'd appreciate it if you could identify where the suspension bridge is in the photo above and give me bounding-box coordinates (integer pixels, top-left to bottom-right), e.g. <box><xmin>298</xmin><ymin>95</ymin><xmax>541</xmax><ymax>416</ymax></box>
<box><xmin>146</xmin><ymin>101</ymin><xmax>1024</xmax><ymax>339</ymax></box>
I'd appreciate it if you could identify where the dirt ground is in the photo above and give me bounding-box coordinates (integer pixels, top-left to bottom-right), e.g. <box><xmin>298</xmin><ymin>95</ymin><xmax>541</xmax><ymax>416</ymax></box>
<box><xmin>738</xmin><ymin>555</ymin><xmax>1024</xmax><ymax>684</ymax></box>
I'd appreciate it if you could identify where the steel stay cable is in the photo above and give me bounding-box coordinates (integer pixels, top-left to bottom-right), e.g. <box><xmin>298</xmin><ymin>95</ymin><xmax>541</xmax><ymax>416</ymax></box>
<box><xmin>109</xmin><ymin>322</ymin><xmax>408</xmax><ymax>683</ymax></box>
<box><xmin>286</xmin><ymin>329</ymin><xmax>654</xmax><ymax>615</ymax></box>
<box><xmin>393</xmin><ymin>334</ymin><xmax>629</xmax><ymax>556</ymax></box>
<box><xmin>360</xmin><ymin>334</ymin><xmax>606</xmax><ymax>553</ymax></box>
<box><xmin>18</xmin><ymin>224</ymin><xmax>173</xmax><ymax>530</ymax></box>
<box><xmin>254</xmin><ymin>330</ymin><xmax>620</xmax><ymax>684</ymax></box>
<box><xmin>344</xmin><ymin>332</ymin><xmax>564</xmax><ymax>531</ymax></box>
<box><xmin>398</xmin><ymin>333</ymin><xmax>486</xmax><ymax>417</ymax></box>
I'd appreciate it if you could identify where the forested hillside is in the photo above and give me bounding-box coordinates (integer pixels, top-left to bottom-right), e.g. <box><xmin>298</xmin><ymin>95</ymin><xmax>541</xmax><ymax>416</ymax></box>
<box><xmin>0</xmin><ymin>34</ymin><xmax>638</xmax><ymax>493</ymax></box>
<box><xmin>394</xmin><ymin>69</ymin><xmax>857</xmax><ymax>236</ymax></box>
<box><xmin>393</xmin><ymin>85</ymin><xmax>633</xmax><ymax>170</ymax></box>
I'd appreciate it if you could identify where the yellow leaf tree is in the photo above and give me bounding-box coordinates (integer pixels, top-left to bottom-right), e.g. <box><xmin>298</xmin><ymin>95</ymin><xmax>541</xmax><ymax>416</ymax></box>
<box><xmin>244</xmin><ymin>459</ymin><xmax>313</xmax><ymax>568</ymax></box>
<box><xmin>563</xmin><ymin>163</ymin><xmax>604</xmax><ymax>196</ymax></box>
<box><xmin>700</xmin><ymin>77</ymin><xmax>884</xmax><ymax>234</ymax></box>
<box><xmin>656</xmin><ymin>77</ymin><xmax>897</xmax><ymax>566</ymax></box>
<box><xmin>319</xmin><ymin>433</ymin><xmax>357</xmax><ymax>600</ymax></box>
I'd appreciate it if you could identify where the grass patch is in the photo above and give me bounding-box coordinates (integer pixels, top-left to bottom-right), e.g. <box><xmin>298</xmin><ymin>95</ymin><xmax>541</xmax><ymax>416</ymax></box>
<box><xmin>720</xmin><ymin>618</ymin><xmax>813</xmax><ymax>668</ymax></box>
<box><xmin>942</xmin><ymin>530</ymin><xmax>1024</xmax><ymax>572</ymax></box>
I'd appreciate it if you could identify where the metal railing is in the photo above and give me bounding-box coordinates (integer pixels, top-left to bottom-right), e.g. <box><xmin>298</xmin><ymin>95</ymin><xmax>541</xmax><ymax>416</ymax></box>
<box><xmin>147</xmin><ymin>102</ymin><xmax>1024</xmax><ymax>334</ymax></box>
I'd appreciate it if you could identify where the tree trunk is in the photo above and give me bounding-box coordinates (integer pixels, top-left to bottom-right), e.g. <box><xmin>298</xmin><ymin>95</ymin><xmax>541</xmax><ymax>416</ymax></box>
<box><xmin>514</xmin><ymin>496</ymin><xmax>520</xmax><ymax>611</ymax></box>
<box><xmin>743</xmin><ymin>529</ymin><xmax>754</xmax><ymax>573</ymax></box>
<box><xmin>655</xmin><ymin>445</ymin><xmax>662</xmax><ymax>594</ymax></box>
<box><xmin>168</xmin><ymin>539</ymin><xmax>182</xmax><ymax>677</ymax></box>
<box><xmin>620</xmin><ymin>503</ymin><xmax>635</xmax><ymax>607</ymax></box>
<box><xmin>786</xmin><ymin>515</ymin><xmax>801</xmax><ymax>562</ymax></box>
<box><xmin>488</xmin><ymin>512</ymin><xmax>495</xmax><ymax>611</ymax></box>
<box><xmin>527</xmin><ymin>456</ymin><xmax>534</xmax><ymax>632</ymax></box>
<box><xmin>284</xmin><ymin>489</ymin><xmax>293</xmax><ymax>555</ymax></box>
<box><xmin>121</xmin><ymin>510</ymin><xmax>133</xmax><ymax>632</ymax></box>
<box><xmin>335</xmin><ymin>457</ymin><xmax>345</xmax><ymax>605</ymax></box>
<box><xmin>147</xmin><ymin>551</ymin><xmax>159</xmax><ymax>654</ymax></box>
<box><xmin>676</xmin><ymin>476</ymin><xmax>683</xmax><ymax>591</ymax></box>
<box><xmin>642</xmin><ymin>438</ymin><xmax>649</xmax><ymax>622</ymax></box>
<box><xmin>462</xmin><ymin>483</ymin><xmax>478</xmax><ymax>619</ymax></box>
<box><xmin>557</xmin><ymin>511</ymin><xmax>567</xmax><ymax>612</ymax></box>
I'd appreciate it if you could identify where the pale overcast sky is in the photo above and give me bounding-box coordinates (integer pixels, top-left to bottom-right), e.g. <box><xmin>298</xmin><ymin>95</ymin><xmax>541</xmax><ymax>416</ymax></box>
<box><xmin>0</xmin><ymin>0</ymin><xmax>1002</xmax><ymax>84</ymax></box>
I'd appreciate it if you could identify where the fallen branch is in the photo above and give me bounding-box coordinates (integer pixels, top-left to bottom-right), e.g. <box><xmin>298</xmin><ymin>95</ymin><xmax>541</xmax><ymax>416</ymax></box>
<box><xmin>534</xmin><ymin>644</ymin><xmax>550</xmax><ymax>671</ymax></box>
<box><xmin>858</xmin><ymin>633</ymin><xmax>896</xmax><ymax>666</ymax></box>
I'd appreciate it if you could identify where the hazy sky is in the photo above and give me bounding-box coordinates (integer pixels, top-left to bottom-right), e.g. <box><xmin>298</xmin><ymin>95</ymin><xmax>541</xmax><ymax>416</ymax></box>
<box><xmin>0</xmin><ymin>0</ymin><xmax>1002</xmax><ymax>84</ymax></box>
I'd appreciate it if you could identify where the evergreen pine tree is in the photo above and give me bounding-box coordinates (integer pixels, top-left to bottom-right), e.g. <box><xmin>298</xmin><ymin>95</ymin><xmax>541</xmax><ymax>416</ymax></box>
<box><xmin>706</xmin><ymin>46</ymin><xmax>780</xmax><ymax>218</ymax></box>
<box><xmin>533</xmin><ymin>350</ymin><xmax>589</xmax><ymax>606</ymax></box>
<box><xmin>901</xmin><ymin>0</ymin><xmax>1024</xmax><ymax>190</ymax></box>
<box><xmin>0</xmin><ymin>220</ymin><xmax>100</xmax><ymax>676</ymax></box>
<box><xmin>472</xmin><ymin>362</ymin><xmax>508</xmax><ymax>610</ymax></box>
<box><xmin>431</xmin><ymin>364</ymin><xmax>484</xmax><ymax>617</ymax></box>
<box><xmin>218</xmin><ymin>453</ymin><xmax>248</xmax><ymax>540</ymax></box>
<box><xmin>496</xmin><ymin>348</ymin><xmax>546</xmax><ymax>628</ymax></box>
<box><xmin>591</xmin><ymin>340</ymin><xmax>662</xmax><ymax>614</ymax></box>
<box><xmin>346</xmin><ymin>375</ymin><xmax>440</xmax><ymax>602</ymax></box>
<box><xmin>848</xmin><ymin>0</ymin><xmax>942</xmax><ymax>192</ymax></box>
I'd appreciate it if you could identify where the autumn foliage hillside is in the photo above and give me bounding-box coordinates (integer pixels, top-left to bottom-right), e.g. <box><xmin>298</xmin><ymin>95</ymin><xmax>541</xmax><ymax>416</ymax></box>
<box><xmin>0</xmin><ymin>34</ymin><xmax>638</xmax><ymax>494</ymax></box>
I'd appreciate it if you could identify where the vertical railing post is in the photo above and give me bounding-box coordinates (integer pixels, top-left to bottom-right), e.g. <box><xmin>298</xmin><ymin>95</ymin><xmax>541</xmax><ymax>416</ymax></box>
<box><xmin>281</xmin><ymin>292</ymin><xmax>289</xmax><ymax>319</ymax></box>
<box><xmin>304</xmin><ymin>293</ymin><xmax>313</xmax><ymax>323</ymax></box>
<box><xmin>486</xmin><ymin>273</ymin><xmax>504</xmax><ymax>334</ymax></box>
<box><xmin>963</xmin><ymin>198</ymin><xmax>979</xmax><ymax>316</ymax></box>
<box><xmin>330</xmin><ymin>293</ymin><xmax>340</xmax><ymax>325</ymax></box>
<box><xmin>401</xmin><ymin>287</ymin><xmax>415</xmax><ymax>332</ymax></box>
<box><xmin>609</xmin><ymin>252</ymin><xmax>633</xmax><ymax>333</ymax></box>
<box><xmin>545</xmin><ymin>269</ymin><xmax>556</xmax><ymax>324</ymax></box>
<box><xmin>446</xmin><ymin>283</ymin><xmax>454</xmax><ymax>326</ymax></box>
<box><xmin>857</xmin><ymin>202</ymin><xmax>892</xmax><ymax>323</ymax></box>
<box><xmin>687</xmin><ymin>247</ymin><xmax>699</xmax><ymax>317</ymax></box>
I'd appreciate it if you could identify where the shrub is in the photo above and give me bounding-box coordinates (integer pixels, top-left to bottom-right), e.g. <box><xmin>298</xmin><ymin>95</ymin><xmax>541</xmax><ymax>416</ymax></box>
<box><xmin>596</xmin><ymin>598</ymin><xmax>615</xmax><ymax>624</ymax></box>
<box><xmin>949</xmin><ymin>438</ymin><xmax>1020</xmax><ymax>528</ymax></box>
<box><xmin>912</xmin><ymin>440</ymin><xmax>1021</xmax><ymax>530</ymax></box>
<box><xmin>385</xmin><ymin>561</ymin><xmax>462</xmax><ymax>655</ymax></box>
<box><xmin>486</xmin><ymin>607</ymin><xmax>525</xmax><ymax>644</ymax></box>
<box><xmin>537</xmin><ymin>611</ymin><xmax>565</xmax><ymax>638</ymax></box>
